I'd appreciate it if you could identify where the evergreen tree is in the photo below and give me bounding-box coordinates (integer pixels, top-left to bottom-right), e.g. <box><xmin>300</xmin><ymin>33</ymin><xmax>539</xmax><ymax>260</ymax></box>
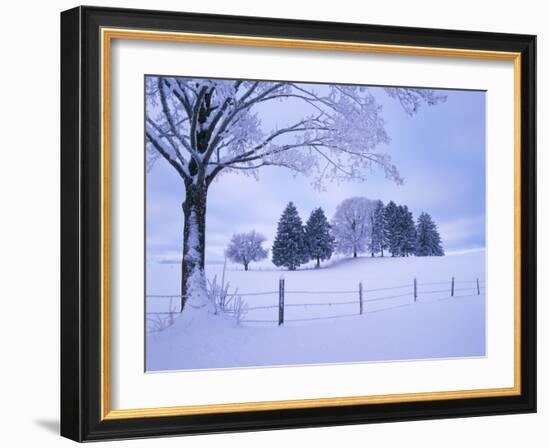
<box><xmin>415</xmin><ymin>212</ymin><xmax>444</xmax><ymax>256</ymax></box>
<box><xmin>304</xmin><ymin>207</ymin><xmax>334</xmax><ymax>268</ymax></box>
<box><xmin>384</xmin><ymin>203</ymin><xmax>416</xmax><ymax>256</ymax></box>
<box><xmin>394</xmin><ymin>205</ymin><xmax>406</xmax><ymax>257</ymax></box>
<box><xmin>272</xmin><ymin>202</ymin><xmax>309</xmax><ymax>270</ymax></box>
<box><xmin>400</xmin><ymin>205</ymin><xmax>417</xmax><ymax>257</ymax></box>
<box><xmin>370</xmin><ymin>200</ymin><xmax>386</xmax><ymax>257</ymax></box>
<box><xmin>383</xmin><ymin>201</ymin><xmax>400</xmax><ymax>257</ymax></box>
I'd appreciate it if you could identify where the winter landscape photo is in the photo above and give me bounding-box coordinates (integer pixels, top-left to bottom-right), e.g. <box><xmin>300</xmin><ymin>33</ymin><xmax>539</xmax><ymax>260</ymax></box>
<box><xmin>144</xmin><ymin>75</ymin><xmax>486</xmax><ymax>372</ymax></box>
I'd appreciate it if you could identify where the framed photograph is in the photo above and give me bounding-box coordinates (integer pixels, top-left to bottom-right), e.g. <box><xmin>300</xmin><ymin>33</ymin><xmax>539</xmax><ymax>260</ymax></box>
<box><xmin>60</xmin><ymin>6</ymin><xmax>536</xmax><ymax>441</ymax></box>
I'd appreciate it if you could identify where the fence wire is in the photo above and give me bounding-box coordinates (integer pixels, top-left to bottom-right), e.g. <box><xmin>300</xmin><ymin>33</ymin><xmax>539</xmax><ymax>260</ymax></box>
<box><xmin>285</xmin><ymin>290</ymin><xmax>356</xmax><ymax>295</ymax></box>
<box><xmin>364</xmin><ymin>292</ymin><xmax>411</xmax><ymax>302</ymax></box>
<box><xmin>242</xmin><ymin>291</ymin><xmax>483</xmax><ymax>324</ymax></box>
<box><xmin>418</xmin><ymin>289</ymin><xmax>450</xmax><ymax>294</ymax></box>
<box><xmin>363</xmin><ymin>284</ymin><xmax>411</xmax><ymax>292</ymax></box>
<box><xmin>284</xmin><ymin>300</ymin><xmax>358</xmax><ymax>307</ymax></box>
<box><xmin>146</xmin><ymin>277</ymin><xmax>485</xmax><ymax>326</ymax></box>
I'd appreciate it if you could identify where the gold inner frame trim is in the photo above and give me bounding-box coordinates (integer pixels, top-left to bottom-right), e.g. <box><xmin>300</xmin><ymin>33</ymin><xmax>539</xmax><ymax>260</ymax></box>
<box><xmin>100</xmin><ymin>27</ymin><xmax>522</xmax><ymax>421</ymax></box>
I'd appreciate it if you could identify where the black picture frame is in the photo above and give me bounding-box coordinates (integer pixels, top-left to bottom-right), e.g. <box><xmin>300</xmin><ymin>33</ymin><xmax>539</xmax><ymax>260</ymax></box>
<box><xmin>61</xmin><ymin>5</ymin><xmax>536</xmax><ymax>442</ymax></box>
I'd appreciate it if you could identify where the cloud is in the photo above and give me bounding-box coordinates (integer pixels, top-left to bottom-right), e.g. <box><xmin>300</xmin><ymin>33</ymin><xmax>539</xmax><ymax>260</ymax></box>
<box><xmin>438</xmin><ymin>214</ymin><xmax>486</xmax><ymax>251</ymax></box>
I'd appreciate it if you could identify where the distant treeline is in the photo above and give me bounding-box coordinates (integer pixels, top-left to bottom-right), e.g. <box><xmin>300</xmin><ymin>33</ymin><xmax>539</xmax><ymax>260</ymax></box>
<box><xmin>226</xmin><ymin>197</ymin><xmax>444</xmax><ymax>271</ymax></box>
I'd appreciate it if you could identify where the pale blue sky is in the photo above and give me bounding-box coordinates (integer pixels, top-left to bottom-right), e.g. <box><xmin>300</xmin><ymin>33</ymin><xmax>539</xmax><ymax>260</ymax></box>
<box><xmin>146</xmin><ymin>82</ymin><xmax>486</xmax><ymax>264</ymax></box>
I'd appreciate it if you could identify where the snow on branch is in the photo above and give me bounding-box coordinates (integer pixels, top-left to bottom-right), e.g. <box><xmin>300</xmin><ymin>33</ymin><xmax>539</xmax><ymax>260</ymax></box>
<box><xmin>383</xmin><ymin>87</ymin><xmax>447</xmax><ymax>116</ymax></box>
<box><xmin>146</xmin><ymin>75</ymin><xmax>445</xmax><ymax>187</ymax></box>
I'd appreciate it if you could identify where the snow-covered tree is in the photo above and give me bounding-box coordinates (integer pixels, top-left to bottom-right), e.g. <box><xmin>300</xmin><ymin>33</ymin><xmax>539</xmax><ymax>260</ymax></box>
<box><xmin>399</xmin><ymin>205</ymin><xmax>417</xmax><ymax>257</ymax></box>
<box><xmin>415</xmin><ymin>212</ymin><xmax>444</xmax><ymax>256</ymax></box>
<box><xmin>272</xmin><ymin>202</ymin><xmax>309</xmax><ymax>270</ymax></box>
<box><xmin>332</xmin><ymin>197</ymin><xmax>377</xmax><ymax>258</ymax></box>
<box><xmin>225</xmin><ymin>231</ymin><xmax>268</xmax><ymax>271</ymax></box>
<box><xmin>370</xmin><ymin>200</ymin><xmax>386</xmax><ymax>257</ymax></box>
<box><xmin>304</xmin><ymin>207</ymin><xmax>334</xmax><ymax>268</ymax></box>
<box><xmin>145</xmin><ymin>76</ymin><xmax>445</xmax><ymax>307</ymax></box>
<box><xmin>383</xmin><ymin>201</ymin><xmax>400</xmax><ymax>257</ymax></box>
<box><xmin>384</xmin><ymin>203</ymin><xmax>416</xmax><ymax>257</ymax></box>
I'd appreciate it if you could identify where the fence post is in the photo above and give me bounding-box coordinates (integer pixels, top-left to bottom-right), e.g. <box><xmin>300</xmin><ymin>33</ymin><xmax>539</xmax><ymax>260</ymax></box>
<box><xmin>359</xmin><ymin>282</ymin><xmax>364</xmax><ymax>315</ymax></box>
<box><xmin>278</xmin><ymin>276</ymin><xmax>285</xmax><ymax>326</ymax></box>
<box><xmin>451</xmin><ymin>276</ymin><xmax>455</xmax><ymax>297</ymax></box>
<box><xmin>476</xmin><ymin>278</ymin><xmax>480</xmax><ymax>295</ymax></box>
<box><xmin>413</xmin><ymin>278</ymin><xmax>417</xmax><ymax>302</ymax></box>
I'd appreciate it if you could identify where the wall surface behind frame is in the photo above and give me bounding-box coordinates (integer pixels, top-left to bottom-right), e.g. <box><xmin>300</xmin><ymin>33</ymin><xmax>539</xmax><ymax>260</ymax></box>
<box><xmin>0</xmin><ymin>0</ymin><xmax>545</xmax><ymax>447</ymax></box>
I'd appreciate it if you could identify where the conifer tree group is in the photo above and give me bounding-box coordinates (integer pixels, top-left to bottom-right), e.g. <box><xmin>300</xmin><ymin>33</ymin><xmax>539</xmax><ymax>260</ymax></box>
<box><xmin>379</xmin><ymin>201</ymin><xmax>443</xmax><ymax>257</ymax></box>
<box><xmin>272</xmin><ymin>203</ymin><xmax>334</xmax><ymax>270</ymax></box>
<box><xmin>266</xmin><ymin>199</ymin><xmax>444</xmax><ymax>271</ymax></box>
<box><xmin>370</xmin><ymin>201</ymin><xmax>445</xmax><ymax>257</ymax></box>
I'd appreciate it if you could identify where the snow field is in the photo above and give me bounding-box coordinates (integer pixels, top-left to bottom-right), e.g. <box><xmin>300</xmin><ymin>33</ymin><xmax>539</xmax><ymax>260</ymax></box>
<box><xmin>146</xmin><ymin>250</ymin><xmax>485</xmax><ymax>371</ymax></box>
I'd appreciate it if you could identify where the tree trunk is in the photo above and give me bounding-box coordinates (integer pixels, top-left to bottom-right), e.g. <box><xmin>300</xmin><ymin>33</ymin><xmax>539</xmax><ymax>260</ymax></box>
<box><xmin>316</xmin><ymin>257</ymin><xmax>320</xmax><ymax>268</ymax></box>
<box><xmin>244</xmin><ymin>262</ymin><xmax>249</xmax><ymax>271</ymax></box>
<box><xmin>180</xmin><ymin>182</ymin><xmax>208</xmax><ymax>310</ymax></box>
<box><xmin>353</xmin><ymin>249</ymin><xmax>357</xmax><ymax>258</ymax></box>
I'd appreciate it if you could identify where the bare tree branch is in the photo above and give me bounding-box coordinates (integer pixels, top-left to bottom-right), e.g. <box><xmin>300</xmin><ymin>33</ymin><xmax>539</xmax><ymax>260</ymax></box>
<box><xmin>145</xmin><ymin>126</ymin><xmax>189</xmax><ymax>180</ymax></box>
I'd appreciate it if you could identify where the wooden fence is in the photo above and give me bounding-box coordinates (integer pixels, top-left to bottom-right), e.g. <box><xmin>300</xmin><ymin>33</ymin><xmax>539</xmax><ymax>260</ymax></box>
<box><xmin>146</xmin><ymin>277</ymin><xmax>485</xmax><ymax>327</ymax></box>
<box><xmin>239</xmin><ymin>277</ymin><xmax>484</xmax><ymax>325</ymax></box>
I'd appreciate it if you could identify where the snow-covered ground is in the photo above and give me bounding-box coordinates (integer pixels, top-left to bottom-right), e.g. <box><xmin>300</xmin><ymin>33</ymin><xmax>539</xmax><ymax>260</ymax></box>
<box><xmin>146</xmin><ymin>250</ymin><xmax>486</xmax><ymax>371</ymax></box>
